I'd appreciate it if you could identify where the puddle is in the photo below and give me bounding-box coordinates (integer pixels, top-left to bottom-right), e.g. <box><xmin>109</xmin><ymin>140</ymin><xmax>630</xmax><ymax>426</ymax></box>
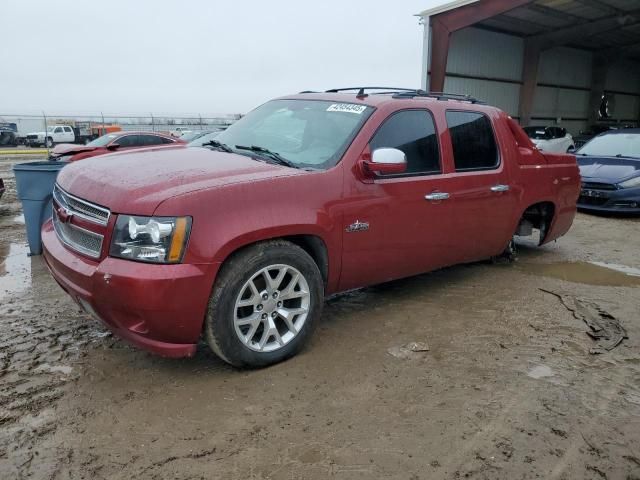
<box><xmin>590</xmin><ymin>262</ymin><xmax>640</xmax><ymax>277</ymax></box>
<box><xmin>517</xmin><ymin>261</ymin><xmax>640</xmax><ymax>287</ymax></box>
<box><xmin>528</xmin><ymin>365</ymin><xmax>554</xmax><ymax>379</ymax></box>
<box><xmin>0</xmin><ymin>243</ymin><xmax>32</xmax><ymax>301</ymax></box>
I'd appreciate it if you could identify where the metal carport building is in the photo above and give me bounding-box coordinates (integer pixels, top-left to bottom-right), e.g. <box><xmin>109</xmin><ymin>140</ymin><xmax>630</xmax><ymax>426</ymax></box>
<box><xmin>418</xmin><ymin>0</ymin><xmax>640</xmax><ymax>134</ymax></box>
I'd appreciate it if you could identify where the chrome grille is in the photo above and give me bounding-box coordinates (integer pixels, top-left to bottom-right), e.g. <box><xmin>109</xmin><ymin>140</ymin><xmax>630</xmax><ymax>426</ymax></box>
<box><xmin>53</xmin><ymin>184</ymin><xmax>110</xmax><ymax>225</ymax></box>
<box><xmin>52</xmin><ymin>211</ymin><xmax>103</xmax><ymax>258</ymax></box>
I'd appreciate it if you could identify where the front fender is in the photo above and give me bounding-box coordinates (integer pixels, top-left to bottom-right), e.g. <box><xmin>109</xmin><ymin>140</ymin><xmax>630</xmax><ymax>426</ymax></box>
<box><xmin>152</xmin><ymin>170</ymin><xmax>344</xmax><ymax>293</ymax></box>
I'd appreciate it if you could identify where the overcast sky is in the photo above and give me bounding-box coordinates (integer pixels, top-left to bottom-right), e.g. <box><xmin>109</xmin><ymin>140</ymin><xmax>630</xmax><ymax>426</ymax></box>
<box><xmin>0</xmin><ymin>0</ymin><xmax>445</xmax><ymax>116</ymax></box>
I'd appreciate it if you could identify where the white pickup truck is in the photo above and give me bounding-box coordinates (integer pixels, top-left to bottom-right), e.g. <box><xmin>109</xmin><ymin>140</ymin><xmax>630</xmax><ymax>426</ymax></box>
<box><xmin>25</xmin><ymin>125</ymin><xmax>76</xmax><ymax>148</ymax></box>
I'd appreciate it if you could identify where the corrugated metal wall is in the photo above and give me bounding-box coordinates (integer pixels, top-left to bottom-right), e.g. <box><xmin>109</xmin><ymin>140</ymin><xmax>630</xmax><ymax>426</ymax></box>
<box><xmin>605</xmin><ymin>59</ymin><xmax>640</xmax><ymax>123</ymax></box>
<box><xmin>441</xmin><ymin>27</ymin><xmax>640</xmax><ymax>135</ymax></box>
<box><xmin>447</xmin><ymin>28</ymin><xmax>524</xmax><ymax>81</ymax></box>
<box><xmin>445</xmin><ymin>28</ymin><xmax>522</xmax><ymax>117</ymax></box>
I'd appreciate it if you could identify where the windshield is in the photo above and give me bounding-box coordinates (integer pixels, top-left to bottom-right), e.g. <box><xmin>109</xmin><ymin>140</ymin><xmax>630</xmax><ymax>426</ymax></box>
<box><xmin>183</xmin><ymin>130</ymin><xmax>216</xmax><ymax>143</ymax></box>
<box><xmin>86</xmin><ymin>133</ymin><xmax>119</xmax><ymax>147</ymax></box>
<box><xmin>188</xmin><ymin>131</ymin><xmax>222</xmax><ymax>146</ymax></box>
<box><xmin>46</xmin><ymin>126</ymin><xmax>55</xmax><ymax>133</ymax></box>
<box><xmin>578</xmin><ymin>132</ymin><xmax>640</xmax><ymax>159</ymax></box>
<box><xmin>213</xmin><ymin>99</ymin><xmax>373</xmax><ymax>169</ymax></box>
<box><xmin>523</xmin><ymin>126</ymin><xmax>548</xmax><ymax>140</ymax></box>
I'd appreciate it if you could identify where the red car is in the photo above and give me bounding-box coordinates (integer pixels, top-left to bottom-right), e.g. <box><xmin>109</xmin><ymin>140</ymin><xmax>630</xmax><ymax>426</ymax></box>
<box><xmin>49</xmin><ymin>131</ymin><xmax>184</xmax><ymax>162</ymax></box>
<box><xmin>42</xmin><ymin>88</ymin><xmax>580</xmax><ymax>367</ymax></box>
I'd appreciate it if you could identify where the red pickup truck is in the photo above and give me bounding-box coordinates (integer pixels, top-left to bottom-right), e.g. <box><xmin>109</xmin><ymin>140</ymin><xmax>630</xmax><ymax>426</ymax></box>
<box><xmin>42</xmin><ymin>88</ymin><xmax>580</xmax><ymax>367</ymax></box>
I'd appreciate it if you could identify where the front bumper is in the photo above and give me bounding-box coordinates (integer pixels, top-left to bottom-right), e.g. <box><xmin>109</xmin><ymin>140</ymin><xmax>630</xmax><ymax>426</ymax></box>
<box><xmin>42</xmin><ymin>220</ymin><xmax>218</xmax><ymax>358</ymax></box>
<box><xmin>577</xmin><ymin>185</ymin><xmax>640</xmax><ymax>214</ymax></box>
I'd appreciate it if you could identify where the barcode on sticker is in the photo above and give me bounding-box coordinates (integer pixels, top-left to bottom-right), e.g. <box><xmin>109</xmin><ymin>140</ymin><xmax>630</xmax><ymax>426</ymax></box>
<box><xmin>326</xmin><ymin>104</ymin><xmax>367</xmax><ymax>114</ymax></box>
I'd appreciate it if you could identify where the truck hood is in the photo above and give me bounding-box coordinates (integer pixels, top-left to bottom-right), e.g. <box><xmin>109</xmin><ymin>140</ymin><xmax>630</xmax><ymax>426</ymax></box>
<box><xmin>578</xmin><ymin>155</ymin><xmax>640</xmax><ymax>184</ymax></box>
<box><xmin>56</xmin><ymin>147</ymin><xmax>298</xmax><ymax>215</ymax></box>
<box><xmin>51</xmin><ymin>143</ymin><xmax>98</xmax><ymax>156</ymax></box>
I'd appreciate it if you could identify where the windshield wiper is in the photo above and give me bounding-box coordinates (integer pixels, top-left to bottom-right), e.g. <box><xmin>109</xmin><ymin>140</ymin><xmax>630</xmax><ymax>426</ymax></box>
<box><xmin>235</xmin><ymin>145</ymin><xmax>298</xmax><ymax>169</ymax></box>
<box><xmin>616</xmin><ymin>154</ymin><xmax>639</xmax><ymax>159</ymax></box>
<box><xmin>202</xmin><ymin>140</ymin><xmax>233</xmax><ymax>153</ymax></box>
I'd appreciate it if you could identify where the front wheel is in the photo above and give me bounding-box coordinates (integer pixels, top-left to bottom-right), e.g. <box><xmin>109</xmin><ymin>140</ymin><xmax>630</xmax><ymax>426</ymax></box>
<box><xmin>204</xmin><ymin>240</ymin><xmax>324</xmax><ymax>368</ymax></box>
<box><xmin>45</xmin><ymin>137</ymin><xmax>54</xmax><ymax>148</ymax></box>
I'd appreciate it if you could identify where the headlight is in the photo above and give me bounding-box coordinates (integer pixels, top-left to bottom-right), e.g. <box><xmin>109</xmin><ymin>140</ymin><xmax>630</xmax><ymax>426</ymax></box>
<box><xmin>109</xmin><ymin>215</ymin><xmax>191</xmax><ymax>264</ymax></box>
<box><xmin>619</xmin><ymin>177</ymin><xmax>640</xmax><ymax>189</ymax></box>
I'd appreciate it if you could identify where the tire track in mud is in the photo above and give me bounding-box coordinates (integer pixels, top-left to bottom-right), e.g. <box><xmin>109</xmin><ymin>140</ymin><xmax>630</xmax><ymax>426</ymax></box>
<box><xmin>0</xmin><ymin>156</ymin><xmax>114</xmax><ymax>479</ymax></box>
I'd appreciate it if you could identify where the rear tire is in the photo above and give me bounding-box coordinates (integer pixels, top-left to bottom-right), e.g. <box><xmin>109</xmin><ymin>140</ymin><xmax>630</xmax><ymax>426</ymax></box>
<box><xmin>204</xmin><ymin>240</ymin><xmax>323</xmax><ymax>368</ymax></box>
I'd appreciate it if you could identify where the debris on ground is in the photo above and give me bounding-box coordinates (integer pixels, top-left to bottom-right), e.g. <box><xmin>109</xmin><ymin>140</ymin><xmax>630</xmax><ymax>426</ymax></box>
<box><xmin>387</xmin><ymin>341</ymin><xmax>430</xmax><ymax>359</ymax></box>
<box><xmin>540</xmin><ymin>289</ymin><xmax>628</xmax><ymax>353</ymax></box>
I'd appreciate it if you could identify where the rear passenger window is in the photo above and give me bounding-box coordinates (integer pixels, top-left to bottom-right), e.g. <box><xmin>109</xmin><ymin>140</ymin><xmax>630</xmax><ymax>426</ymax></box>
<box><xmin>116</xmin><ymin>135</ymin><xmax>136</xmax><ymax>147</ymax></box>
<box><xmin>446</xmin><ymin>111</ymin><xmax>498</xmax><ymax>171</ymax></box>
<box><xmin>141</xmin><ymin>135</ymin><xmax>165</xmax><ymax>146</ymax></box>
<box><xmin>370</xmin><ymin>110</ymin><xmax>440</xmax><ymax>176</ymax></box>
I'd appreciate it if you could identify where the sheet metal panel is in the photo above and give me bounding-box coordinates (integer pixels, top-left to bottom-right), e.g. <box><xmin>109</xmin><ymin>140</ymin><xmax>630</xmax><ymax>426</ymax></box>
<box><xmin>447</xmin><ymin>27</ymin><xmax>524</xmax><ymax>81</ymax></box>
<box><xmin>444</xmin><ymin>76</ymin><xmax>520</xmax><ymax>116</ymax></box>
<box><xmin>531</xmin><ymin>86</ymin><xmax>590</xmax><ymax>119</ymax></box>
<box><xmin>538</xmin><ymin>47</ymin><xmax>592</xmax><ymax>88</ymax></box>
<box><xmin>607</xmin><ymin>94</ymin><xmax>640</xmax><ymax>120</ymax></box>
<box><xmin>606</xmin><ymin>60</ymin><xmax>640</xmax><ymax>95</ymax></box>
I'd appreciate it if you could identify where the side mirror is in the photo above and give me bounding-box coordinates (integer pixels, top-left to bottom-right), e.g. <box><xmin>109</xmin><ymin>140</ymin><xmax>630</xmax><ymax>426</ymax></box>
<box><xmin>106</xmin><ymin>143</ymin><xmax>121</xmax><ymax>151</ymax></box>
<box><xmin>567</xmin><ymin>146</ymin><xmax>576</xmax><ymax>154</ymax></box>
<box><xmin>362</xmin><ymin>148</ymin><xmax>407</xmax><ymax>175</ymax></box>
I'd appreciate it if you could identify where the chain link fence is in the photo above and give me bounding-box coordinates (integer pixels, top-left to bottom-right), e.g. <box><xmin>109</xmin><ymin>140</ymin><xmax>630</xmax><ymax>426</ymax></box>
<box><xmin>0</xmin><ymin>113</ymin><xmax>242</xmax><ymax>146</ymax></box>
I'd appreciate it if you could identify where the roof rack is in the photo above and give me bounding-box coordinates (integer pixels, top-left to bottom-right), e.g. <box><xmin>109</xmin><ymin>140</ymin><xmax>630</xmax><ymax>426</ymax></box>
<box><xmin>310</xmin><ymin>87</ymin><xmax>485</xmax><ymax>104</ymax></box>
<box><xmin>323</xmin><ymin>87</ymin><xmax>416</xmax><ymax>98</ymax></box>
<box><xmin>391</xmin><ymin>90</ymin><xmax>486</xmax><ymax>104</ymax></box>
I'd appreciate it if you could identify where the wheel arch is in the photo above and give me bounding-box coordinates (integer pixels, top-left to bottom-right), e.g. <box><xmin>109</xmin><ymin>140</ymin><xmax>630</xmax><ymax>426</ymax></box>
<box><xmin>213</xmin><ymin>228</ymin><xmax>334</xmax><ymax>290</ymax></box>
<box><xmin>515</xmin><ymin>200</ymin><xmax>557</xmax><ymax>245</ymax></box>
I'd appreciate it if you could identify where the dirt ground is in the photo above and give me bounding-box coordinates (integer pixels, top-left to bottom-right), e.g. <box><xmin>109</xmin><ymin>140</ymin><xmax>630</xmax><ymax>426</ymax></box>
<box><xmin>1</xmin><ymin>155</ymin><xmax>640</xmax><ymax>480</ymax></box>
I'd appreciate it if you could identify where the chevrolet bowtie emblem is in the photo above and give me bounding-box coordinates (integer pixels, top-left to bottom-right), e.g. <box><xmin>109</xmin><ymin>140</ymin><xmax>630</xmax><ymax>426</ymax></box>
<box><xmin>346</xmin><ymin>220</ymin><xmax>369</xmax><ymax>233</ymax></box>
<box><xmin>57</xmin><ymin>206</ymin><xmax>74</xmax><ymax>223</ymax></box>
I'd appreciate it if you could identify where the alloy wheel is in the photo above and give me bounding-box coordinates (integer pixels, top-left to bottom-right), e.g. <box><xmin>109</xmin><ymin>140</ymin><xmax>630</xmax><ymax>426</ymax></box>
<box><xmin>233</xmin><ymin>264</ymin><xmax>310</xmax><ymax>353</ymax></box>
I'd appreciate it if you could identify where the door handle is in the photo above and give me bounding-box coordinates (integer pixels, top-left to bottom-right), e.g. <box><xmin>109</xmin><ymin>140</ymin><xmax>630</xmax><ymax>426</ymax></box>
<box><xmin>425</xmin><ymin>192</ymin><xmax>450</xmax><ymax>201</ymax></box>
<box><xmin>490</xmin><ymin>184</ymin><xmax>510</xmax><ymax>192</ymax></box>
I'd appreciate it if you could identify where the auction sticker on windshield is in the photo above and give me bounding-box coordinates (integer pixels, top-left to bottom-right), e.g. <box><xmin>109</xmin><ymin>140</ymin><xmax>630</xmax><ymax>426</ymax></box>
<box><xmin>326</xmin><ymin>104</ymin><xmax>367</xmax><ymax>114</ymax></box>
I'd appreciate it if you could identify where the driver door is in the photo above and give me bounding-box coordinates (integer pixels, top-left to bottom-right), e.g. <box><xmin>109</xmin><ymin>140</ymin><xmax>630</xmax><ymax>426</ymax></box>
<box><xmin>339</xmin><ymin>109</ymin><xmax>456</xmax><ymax>291</ymax></box>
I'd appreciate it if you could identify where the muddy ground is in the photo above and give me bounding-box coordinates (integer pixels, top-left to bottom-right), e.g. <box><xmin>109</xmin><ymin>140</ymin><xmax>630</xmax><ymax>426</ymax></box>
<box><xmin>1</xmin><ymin>155</ymin><xmax>639</xmax><ymax>480</ymax></box>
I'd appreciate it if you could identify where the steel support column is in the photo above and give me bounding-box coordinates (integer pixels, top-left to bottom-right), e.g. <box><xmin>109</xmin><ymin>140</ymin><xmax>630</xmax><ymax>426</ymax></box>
<box><xmin>518</xmin><ymin>40</ymin><xmax>541</xmax><ymax>127</ymax></box>
<box><xmin>430</xmin><ymin>19</ymin><xmax>450</xmax><ymax>93</ymax></box>
<box><xmin>421</xmin><ymin>15</ymin><xmax>431</xmax><ymax>90</ymax></box>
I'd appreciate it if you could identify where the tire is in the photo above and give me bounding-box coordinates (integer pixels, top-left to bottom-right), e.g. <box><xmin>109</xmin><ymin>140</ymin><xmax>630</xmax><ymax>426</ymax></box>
<box><xmin>204</xmin><ymin>240</ymin><xmax>324</xmax><ymax>368</ymax></box>
<box><xmin>45</xmin><ymin>137</ymin><xmax>53</xmax><ymax>148</ymax></box>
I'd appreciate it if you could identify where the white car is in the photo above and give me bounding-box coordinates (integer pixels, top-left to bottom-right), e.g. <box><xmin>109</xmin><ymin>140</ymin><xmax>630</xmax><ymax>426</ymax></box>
<box><xmin>523</xmin><ymin>126</ymin><xmax>575</xmax><ymax>153</ymax></box>
<box><xmin>170</xmin><ymin>127</ymin><xmax>192</xmax><ymax>138</ymax></box>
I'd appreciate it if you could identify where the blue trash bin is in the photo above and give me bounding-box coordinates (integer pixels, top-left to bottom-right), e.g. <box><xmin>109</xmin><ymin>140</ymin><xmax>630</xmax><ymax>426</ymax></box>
<box><xmin>13</xmin><ymin>161</ymin><xmax>69</xmax><ymax>255</ymax></box>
